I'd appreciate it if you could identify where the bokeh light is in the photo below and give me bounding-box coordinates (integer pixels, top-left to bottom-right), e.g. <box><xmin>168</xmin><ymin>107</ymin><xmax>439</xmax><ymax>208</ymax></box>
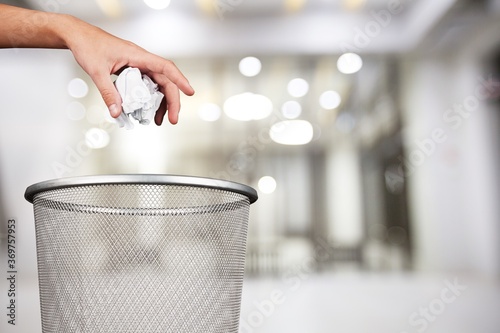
<box><xmin>258</xmin><ymin>176</ymin><xmax>277</xmax><ymax>194</ymax></box>
<box><xmin>287</xmin><ymin>78</ymin><xmax>309</xmax><ymax>97</ymax></box>
<box><xmin>224</xmin><ymin>92</ymin><xmax>273</xmax><ymax>121</ymax></box>
<box><xmin>270</xmin><ymin>120</ymin><xmax>314</xmax><ymax>145</ymax></box>
<box><xmin>239</xmin><ymin>56</ymin><xmax>262</xmax><ymax>77</ymax></box>
<box><xmin>198</xmin><ymin>103</ymin><xmax>222</xmax><ymax>122</ymax></box>
<box><xmin>281</xmin><ymin>100</ymin><xmax>302</xmax><ymax>119</ymax></box>
<box><xmin>85</xmin><ymin>128</ymin><xmax>110</xmax><ymax>149</ymax></box>
<box><xmin>67</xmin><ymin>78</ymin><xmax>88</xmax><ymax>98</ymax></box>
<box><xmin>337</xmin><ymin>53</ymin><xmax>363</xmax><ymax>74</ymax></box>
<box><xmin>143</xmin><ymin>0</ymin><xmax>171</xmax><ymax>10</ymax></box>
<box><xmin>319</xmin><ymin>90</ymin><xmax>342</xmax><ymax>109</ymax></box>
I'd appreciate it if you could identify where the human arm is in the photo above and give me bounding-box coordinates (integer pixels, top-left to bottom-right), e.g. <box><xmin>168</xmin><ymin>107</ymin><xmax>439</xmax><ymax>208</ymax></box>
<box><xmin>0</xmin><ymin>4</ymin><xmax>194</xmax><ymax>125</ymax></box>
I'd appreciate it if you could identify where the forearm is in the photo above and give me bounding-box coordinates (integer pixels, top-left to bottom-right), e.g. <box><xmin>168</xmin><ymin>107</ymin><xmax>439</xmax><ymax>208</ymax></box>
<box><xmin>0</xmin><ymin>4</ymin><xmax>79</xmax><ymax>49</ymax></box>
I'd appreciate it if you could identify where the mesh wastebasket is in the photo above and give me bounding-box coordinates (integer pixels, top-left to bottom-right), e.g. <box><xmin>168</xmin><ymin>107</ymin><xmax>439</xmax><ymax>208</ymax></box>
<box><xmin>25</xmin><ymin>174</ymin><xmax>258</xmax><ymax>333</ymax></box>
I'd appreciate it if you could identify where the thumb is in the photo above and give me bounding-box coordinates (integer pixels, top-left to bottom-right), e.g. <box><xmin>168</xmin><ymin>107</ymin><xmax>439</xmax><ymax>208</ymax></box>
<box><xmin>92</xmin><ymin>72</ymin><xmax>122</xmax><ymax>118</ymax></box>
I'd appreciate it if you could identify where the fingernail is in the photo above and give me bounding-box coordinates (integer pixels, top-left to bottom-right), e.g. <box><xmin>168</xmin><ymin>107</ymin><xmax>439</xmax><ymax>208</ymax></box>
<box><xmin>109</xmin><ymin>104</ymin><xmax>119</xmax><ymax>117</ymax></box>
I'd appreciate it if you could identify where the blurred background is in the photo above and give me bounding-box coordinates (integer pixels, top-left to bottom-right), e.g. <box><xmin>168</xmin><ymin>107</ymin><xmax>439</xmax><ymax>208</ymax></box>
<box><xmin>1</xmin><ymin>0</ymin><xmax>500</xmax><ymax>332</ymax></box>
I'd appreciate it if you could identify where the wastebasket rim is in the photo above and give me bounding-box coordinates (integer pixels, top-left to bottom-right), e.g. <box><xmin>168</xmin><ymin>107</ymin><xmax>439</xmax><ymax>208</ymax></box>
<box><xmin>24</xmin><ymin>174</ymin><xmax>258</xmax><ymax>204</ymax></box>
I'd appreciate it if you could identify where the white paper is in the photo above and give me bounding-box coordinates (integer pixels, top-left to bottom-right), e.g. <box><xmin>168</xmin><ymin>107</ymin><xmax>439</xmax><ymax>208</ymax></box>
<box><xmin>114</xmin><ymin>67</ymin><xmax>164</xmax><ymax>129</ymax></box>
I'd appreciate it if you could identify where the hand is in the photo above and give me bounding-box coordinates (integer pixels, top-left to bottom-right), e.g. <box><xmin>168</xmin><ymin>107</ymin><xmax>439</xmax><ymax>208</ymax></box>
<box><xmin>64</xmin><ymin>16</ymin><xmax>195</xmax><ymax>125</ymax></box>
<box><xmin>0</xmin><ymin>5</ymin><xmax>194</xmax><ymax>125</ymax></box>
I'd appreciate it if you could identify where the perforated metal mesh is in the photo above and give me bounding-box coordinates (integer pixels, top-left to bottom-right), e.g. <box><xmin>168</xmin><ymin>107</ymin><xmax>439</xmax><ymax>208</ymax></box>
<box><xmin>32</xmin><ymin>183</ymin><xmax>250</xmax><ymax>333</ymax></box>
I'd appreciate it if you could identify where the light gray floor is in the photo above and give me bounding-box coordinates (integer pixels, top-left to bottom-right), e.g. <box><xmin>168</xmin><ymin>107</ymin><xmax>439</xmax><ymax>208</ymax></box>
<box><xmin>2</xmin><ymin>271</ymin><xmax>499</xmax><ymax>332</ymax></box>
<box><xmin>239</xmin><ymin>272</ymin><xmax>500</xmax><ymax>333</ymax></box>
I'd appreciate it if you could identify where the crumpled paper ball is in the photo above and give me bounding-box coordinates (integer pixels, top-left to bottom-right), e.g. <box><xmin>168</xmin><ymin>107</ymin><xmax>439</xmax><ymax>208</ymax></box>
<box><xmin>114</xmin><ymin>67</ymin><xmax>164</xmax><ymax>129</ymax></box>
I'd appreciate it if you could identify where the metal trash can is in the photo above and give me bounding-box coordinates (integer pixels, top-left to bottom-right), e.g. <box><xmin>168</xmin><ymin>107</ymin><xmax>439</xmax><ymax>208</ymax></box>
<box><xmin>25</xmin><ymin>174</ymin><xmax>258</xmax><ymax>333</ymax></box>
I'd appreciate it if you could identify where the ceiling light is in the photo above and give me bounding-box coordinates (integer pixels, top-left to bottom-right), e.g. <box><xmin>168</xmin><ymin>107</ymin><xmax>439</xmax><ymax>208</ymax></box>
<box><xmin>224</xmin><ymin>92</ymin><xmax>273</xmax><ymax>121</ymax></box>
<box><xmin>95</xmin><ymin>0</ymin><xmax>122</xmax><ymax>18</ymax></box>
<box><xmin>270</xmin><ymin>120</ymin><xmax>313</xmax><ymax>145</ymax></box>
<box><xmin>284</xmin><ymin>0</ymin><xmax>307</xmax><ymax>12</ymax></box>
<box><xmin>198</xmin><ymin>103</ymin><xmax>221</xmax><ymax>122</ymax></box>
<box><xmin>342</xmin><ymin>0</ymin><xmax>366</xmax><ymax>11</ymax></box>
<box><xmin>281</xmin><ymin>101</ymin><xmax>302</xmax><ymax>119</ymax></box>
<box><xmin>143</xmin><ymin>0</ymin><xmax>171</xmax><ymax>10</ymax></box>
<box><xmin>67</xmin><ymin>78</ymin><xmax>88</xmax><ymax>98</ymax></box>
<box><xmin>239</xmin><ymin>56</ymin><xmax>262</xmax><ymax>77</ymax></box>
<box><xmin>196</xmin><ymin>0</ymin><xmax>213</xmax><ymax>14</ymax></box>
<box><xmin>287</xmin><ymin>78</ymin><xmax>309</xmax><ymax>97</ymax></box>
<box><xmin>319</xmin><ymin>90</ymin><xmax>342</xmax><ymax>109</ymax></box>
<box><xmin>258</xmin><ymin>176</ymin><xmax>277</xmax><ymax>194</ymax></box>
<box><xmin>337</xmin><ymin>53</ymin><xmax>363</xmax><ymax>74</ymax></box>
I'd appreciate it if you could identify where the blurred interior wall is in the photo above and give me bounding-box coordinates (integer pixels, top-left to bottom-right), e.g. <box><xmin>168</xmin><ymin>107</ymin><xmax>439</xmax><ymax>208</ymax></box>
<box><xmin>400</xmin><ymin>16</ymin><xmax>500</xmax><ymax>276</ymax></box>
<box><xmin>0</xmin><ymin>50</ymin><xmax>76</xmax><ymax>279</ymax></box>
<box><xmin>326</xmin><ymin>139</ymin><xmax>363</xmax><ymax>247</ymax></box>
<box><xmin>0</xmin><ymin>49</ymin><xmax>78</xmax><ymax>333</ymax></box>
